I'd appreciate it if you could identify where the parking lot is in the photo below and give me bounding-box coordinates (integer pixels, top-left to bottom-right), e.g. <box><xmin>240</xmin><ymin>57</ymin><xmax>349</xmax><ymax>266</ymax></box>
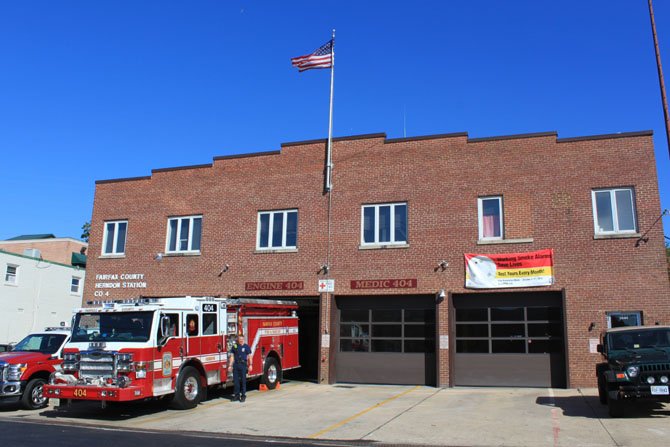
<box><xmin>1</xmin><ymin>381</ymin><xmax>669</xmax><ymax>446</ymax></box>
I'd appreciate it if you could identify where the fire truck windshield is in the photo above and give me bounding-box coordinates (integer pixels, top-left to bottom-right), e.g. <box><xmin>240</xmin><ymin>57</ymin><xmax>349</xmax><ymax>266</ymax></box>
<box><xmin>71</xmin><ymin>311</ymin><xmax>154</xmax><ymax>343</ymax></box>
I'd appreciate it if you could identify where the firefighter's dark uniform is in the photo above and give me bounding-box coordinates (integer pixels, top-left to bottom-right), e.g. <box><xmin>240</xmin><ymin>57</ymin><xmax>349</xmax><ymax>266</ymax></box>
<box><xmin>228</xmin><ymin>342</ymin><xmax>252</xmax><ymax>401</ymax></box>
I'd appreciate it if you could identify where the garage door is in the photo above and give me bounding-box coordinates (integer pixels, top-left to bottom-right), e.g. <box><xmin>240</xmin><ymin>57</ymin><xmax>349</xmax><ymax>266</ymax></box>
<box><xmin>453</xmin><ymin>292</ymin><xmax>566</xmax><ymax>388</ymax></box>
<box><xmin>335</xmin><ymin>296</ymin><xmax>436</xmax><ymax>385</ymax></box>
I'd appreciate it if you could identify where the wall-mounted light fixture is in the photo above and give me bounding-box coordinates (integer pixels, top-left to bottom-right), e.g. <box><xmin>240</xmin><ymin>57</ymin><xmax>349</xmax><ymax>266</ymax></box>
<box><xmin>218</xmin><ymin>264</ymin><xmax>230</xmax><ymax>277</ymax></box>
<box><xmin>588</xmin><ymin>322</ymin><xmax>596</xmax><ymax>332</ymax></box>
<box><xmin>436</xmin><ymin>260</ymin><xmax>449</xmax><ymax>272</ymax></box>
<box><xmin>154</xmin><ymin>253</ymin><xmax>163</xmax><ymax>261</ymax></box>
<box><xmin>318</xmin><ymin>263</ymin><xmax>329</xmax><ymax>275</ymax></box>
<box><xmin>436</xmin><ymin>289</ymin><xmax>446</xmax><ymax>302</ymax></box>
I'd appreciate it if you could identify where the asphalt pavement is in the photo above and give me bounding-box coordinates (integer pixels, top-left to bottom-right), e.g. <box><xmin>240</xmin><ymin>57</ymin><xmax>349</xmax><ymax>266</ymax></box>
<box><xmin>0</xmin><ymin>381</ymin><xmax>668</xmax><ymax>446</ymax></box>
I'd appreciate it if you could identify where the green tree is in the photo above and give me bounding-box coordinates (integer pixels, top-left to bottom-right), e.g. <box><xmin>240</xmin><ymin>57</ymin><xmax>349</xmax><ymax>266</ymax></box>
<box><xmin>81</xmin><ymin>221</ymin><xmax>91</xmax><ymax>243</ymax></box>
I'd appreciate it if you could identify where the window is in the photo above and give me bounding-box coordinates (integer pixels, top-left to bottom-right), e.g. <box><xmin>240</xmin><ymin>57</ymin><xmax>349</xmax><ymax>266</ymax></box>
<box><xmin>257</xmin><ymin>209</ymin><xmax>298</xmax><ymax>250</ymax></box>
<box><xmin>478</xmin><ymin>197</ymin><xmax>503</xmax><ymax>240</ymax></box>
<box><xmin>102</xmin><ymin>220</ymin><xmax>128</xmax><ymax>255</ymax></box>
<box><xmin>339</xmin><ymin>308</ymin><xmax>435</xmax><ymax>353</ymax></box>
<box><xmin>607</xmin><ymin>311</ymin><xmax>642</xmax><ymax>329</ymax></box>
<box><xmin>166</xmin><ymin>215</ymin><xmax>202</xmax><ymax>253</ymax></box>
<box><xmin>70</xmin><ymin>277</ymin><xmax>81</xmax><ymax>294</ymax></box>
<box><xmin>5</xmin><ymin>265</ymin><xmax>17</xmax><ymax>285</ymax></box>
<box><xmin>592</xmin><ymin>188</ymin><xmax>637</xmax><ymax>235</ymax></box>
<box><xmin>202</xmin><ymin>313</ymin><xmax>217</xmax><ymax>335</ymax></box>
<box><xmin>361</xmin><ymin>203</ymin><xmax>408</xmax><ymax>246</ymax></box>
<box><xmin>186</xmin><ymin>314</ymin><xmax>199</xmax><ymax>336</ymax></box>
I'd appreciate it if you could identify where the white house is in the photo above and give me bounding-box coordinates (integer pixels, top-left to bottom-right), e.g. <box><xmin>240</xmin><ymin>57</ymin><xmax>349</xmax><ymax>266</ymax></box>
<box><xmin>0</xmin><ymin>251</ymin><xmax>85</xmax><ymax>344</ymax></box>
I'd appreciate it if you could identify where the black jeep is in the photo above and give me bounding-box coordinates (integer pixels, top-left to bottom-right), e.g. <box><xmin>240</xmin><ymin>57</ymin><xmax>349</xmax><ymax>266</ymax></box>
<box><xmin>596</xmin><ymin>326</ymin><xmax>670</xmax><ymax>417</ymax></box>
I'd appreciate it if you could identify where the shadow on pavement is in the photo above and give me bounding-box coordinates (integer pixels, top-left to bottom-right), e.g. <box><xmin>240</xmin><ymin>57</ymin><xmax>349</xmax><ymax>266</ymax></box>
<box><xmin>536</xmin><ymin>395</ymin><xmax>670</xmax><ymax>419</ymax></box>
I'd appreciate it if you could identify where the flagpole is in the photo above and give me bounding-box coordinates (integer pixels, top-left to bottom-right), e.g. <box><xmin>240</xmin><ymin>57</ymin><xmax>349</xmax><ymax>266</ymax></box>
<box><xmin>325</xmin><ymin>29</ymin><xmax>335</xmax><ymax>191</ymax></box>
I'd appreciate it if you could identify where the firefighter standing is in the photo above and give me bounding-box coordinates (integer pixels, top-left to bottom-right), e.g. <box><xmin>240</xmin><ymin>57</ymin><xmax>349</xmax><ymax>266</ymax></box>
<box><xmin>228</xmin><ymin>335</ymin><xmax>252</xmax><ymax>402</ymax></box>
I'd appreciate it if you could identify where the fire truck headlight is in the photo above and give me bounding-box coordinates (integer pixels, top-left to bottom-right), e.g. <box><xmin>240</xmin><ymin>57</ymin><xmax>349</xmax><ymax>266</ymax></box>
<box><xmin>117</xmin><ymin>375</ymin><xmax>131</xmax><ymax>389</ymax></box>
<box><xmin>135</xmin><ymin>362</ymin><xmax>147</xmax><ymax>379</ymax></box>
<box><xmin>63</xmin><ymin>353</ymin><xmax>80</xmax><ymax>362</ymax></box>
<box><xmin>117</xmin><ymin>353</ymin><xmax>133</xmax><ymax>363</ymax></box>
<box><xmin>7</xmin><ymin>364</ymin><xmax>27</xmax><ymax>381</ymax></box>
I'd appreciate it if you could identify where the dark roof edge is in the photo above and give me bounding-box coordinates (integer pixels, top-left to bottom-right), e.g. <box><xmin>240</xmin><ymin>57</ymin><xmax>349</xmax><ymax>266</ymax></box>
<box><xmin>152</xmin><ymin>163</ymin><xmax>213</xmax><ymax>174</ymax></box>
<box><xmin>467</xmin><ymin>131</ymin><xmax>558</xmax><ymax>143</ymax></box>
<box><xmin>556</xmin><ymin>130</ymin><xmax>653</xmax><ymax>143</ymax></box>
<box><xmin>96</xmin><ymin>175</ymin><xmax>152</xmax><ymax>185</ymax></box>
<box><xmin>281</xmin><ymin>132</ymin><xmax>387</xmax><ymax>147</ymax></box>
<box><xmin>213</xmin><ymin>150</ymin><xmax>281</xmax><ymax>161</ymax></box>
<box><xmin>385</xmin><ymin>132</ymin><xmax>469</xmax><ymax>144</ymax></box>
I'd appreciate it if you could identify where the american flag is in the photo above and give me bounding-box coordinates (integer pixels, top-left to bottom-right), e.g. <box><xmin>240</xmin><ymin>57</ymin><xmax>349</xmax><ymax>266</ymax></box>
<box><xmin>291</xmin><ymin>40</ymin><xmax>333</xmax><ymax>72</ymax></box>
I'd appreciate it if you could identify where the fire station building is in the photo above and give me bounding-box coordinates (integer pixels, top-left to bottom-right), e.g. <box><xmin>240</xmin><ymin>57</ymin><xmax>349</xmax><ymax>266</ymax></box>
<box><xmin>84</xmin><ymin>130</ymin><xmax>670</xmax><ymax>389</ymax></box>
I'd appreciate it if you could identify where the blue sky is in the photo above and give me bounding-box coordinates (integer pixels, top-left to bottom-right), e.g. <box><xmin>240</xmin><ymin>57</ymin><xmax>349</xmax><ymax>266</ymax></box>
<box><xmin>1</xmin><ymin>0</ymin><xmax>669</xmax><ymax>241</ymax></box>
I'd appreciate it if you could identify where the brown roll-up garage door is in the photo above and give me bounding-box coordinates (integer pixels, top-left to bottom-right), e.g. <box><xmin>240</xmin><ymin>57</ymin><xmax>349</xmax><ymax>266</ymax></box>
<box><xmin>335</xmin><ymin>295</ymin><xmax>436</xmax><ymax>386</ymax></box>
<box><xmin>453</xmin><ymin>291</ymin><xmax>566</xmax><ymax>388</ymax></box>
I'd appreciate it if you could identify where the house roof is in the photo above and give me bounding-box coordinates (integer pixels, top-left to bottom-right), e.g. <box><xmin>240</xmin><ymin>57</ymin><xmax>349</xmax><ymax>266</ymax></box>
<box><xmin>5</xmin><ymin>234</ymin><xmax>56</xmax><ymax>241</ymax></box>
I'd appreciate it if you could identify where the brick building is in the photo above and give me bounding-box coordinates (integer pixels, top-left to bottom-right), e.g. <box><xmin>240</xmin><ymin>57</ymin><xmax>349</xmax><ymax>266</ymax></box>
<box><xmin>83</xmin><ymin>130</ymin><xmax>670</xmax><ymax>388</ymax></box>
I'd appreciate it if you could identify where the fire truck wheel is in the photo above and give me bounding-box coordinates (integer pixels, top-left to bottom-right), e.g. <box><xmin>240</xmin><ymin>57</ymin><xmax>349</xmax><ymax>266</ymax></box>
<box><xmin>172</xmin><ymin>366</ymin><xmax>202</xmax><ymax>410</ymax></box>
<box><xmin>261</xmin><ymin>357</ymin><xmax>281</xmax><ymax>390</ymax></box>
<box><xmin>21</xmin><ymin>378</ymin><xmax>49</xmax><ymax>410</ymax></box>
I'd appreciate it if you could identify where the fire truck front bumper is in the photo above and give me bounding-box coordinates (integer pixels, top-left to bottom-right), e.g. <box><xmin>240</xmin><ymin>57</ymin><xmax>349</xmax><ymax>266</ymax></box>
<box><xmin>44</xmin><ymin>384</ymin><xmax>147</xmax><ymax>402</ymax></box>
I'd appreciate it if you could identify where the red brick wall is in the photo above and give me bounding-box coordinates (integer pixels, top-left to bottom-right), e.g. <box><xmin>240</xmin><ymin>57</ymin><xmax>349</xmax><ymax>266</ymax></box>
<box><xmin>0</xmin><ymin>239</ymin><xmax>86</xmax><ymax>265</ymax></box>
<box><xmin>84</xmin><ymin>131</ymin><xmax>670</xmax><ymax>388</ymax></box>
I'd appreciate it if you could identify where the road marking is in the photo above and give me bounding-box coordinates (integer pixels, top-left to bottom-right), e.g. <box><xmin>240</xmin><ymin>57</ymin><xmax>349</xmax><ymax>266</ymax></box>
<box><xmin>548</xmin><ymin>388</ymin><xmax>560</xmax><ymax>447</ymax></box>
<box><xmin>308</xmin><ymin>385</ymin><xmax>420</xmax><ymax>439</ymax></box>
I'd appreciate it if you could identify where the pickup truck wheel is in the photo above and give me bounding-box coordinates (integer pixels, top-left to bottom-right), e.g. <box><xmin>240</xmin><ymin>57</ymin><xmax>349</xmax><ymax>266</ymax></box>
<box><xmin>607</xmin><ymin>393</ymin><xmax>625</xmax><ymax>418</ymax></box>
<box><xmin>597</xmin><ymin>375</ymin><xmax>607</xmax><ymax>405</ymax></box>
<box><xmin>21</xmin><ymin>378</ymin><xmax>49</xmax><ymax>410</ymax></box>
<box><xmin>261</xmin><ymin>357</ymin><xmax>281</xmax><ymax>390</ymax></box>
<box><xmin>171</xmin><ymin>366</ymin><xmax>202</xmax><ymax>410</ymax></box>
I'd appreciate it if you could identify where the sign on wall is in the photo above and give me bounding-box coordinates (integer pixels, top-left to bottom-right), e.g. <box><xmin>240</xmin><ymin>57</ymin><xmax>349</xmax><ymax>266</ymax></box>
<box><xmin>350</xmin><ymin>278</ymin><xmax>417</xmax><ymax>290</ymax></box>
<box><xmin>93</xmin><ymin>273</ymin><xmax>147</xmax><ymax>298</ymax></box>
<box><xmin>245</xmin><ymin>281</ymin><xmax>304</xmax><ymax>291</ymax></box>
<box><xmin>464</xmin><ymin>249</ymin><xmax>554</xmax><ymax>289</ymax></box>
<box><xmin>318</xmin><ymin>279</ymin><xmax>335</xmax><ymax>293</ymax></box>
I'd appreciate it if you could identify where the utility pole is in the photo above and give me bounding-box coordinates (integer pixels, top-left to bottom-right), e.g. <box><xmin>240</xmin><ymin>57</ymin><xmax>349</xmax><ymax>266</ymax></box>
<box><xmin>648</xmin><ymin>0</ymin><xmax>670</xmax><ymax>160</ymax></box>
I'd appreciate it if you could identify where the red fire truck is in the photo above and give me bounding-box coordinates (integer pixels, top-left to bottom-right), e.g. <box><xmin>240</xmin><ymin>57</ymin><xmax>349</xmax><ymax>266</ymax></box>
<box><xmin>44</xmin><ymin>296</ymin><xmax>299</xmax><ymax>409</ymax></box>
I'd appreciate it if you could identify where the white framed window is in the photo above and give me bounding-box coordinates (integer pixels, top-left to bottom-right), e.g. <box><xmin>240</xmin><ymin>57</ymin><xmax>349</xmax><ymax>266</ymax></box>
<box><xmin>361</xmin><ymin>202</ymin><xmax>408</xmax><ymax>246</ymax></box>
<box><xmin>166</xmin><ymin>215</ymin><xmax>202</xmax><ymax>254</ymax></box>
<box><xmin>607</xmin><ymin>311</ymin><xmax>642</xmax><ymax>328</ymax></box>
<box><xmin>592</xmin><ymin>188</ymin><xmax>637</xmax><ymax>235</ymax></box>
<box><xmin>257</xmin><ymin>209</ymin><xmax>298</xmax><ymax>250</ymax></box>
<box><xmin>478</xmin><ymin>196</ymin><xmax>503</xmax><ymax>240</ymax></box>
<box><xmin>71</xmin><ymin>277</ymin><xmax>81</xmax><ymax>295</ymax></box>
<box><xmin>5</xmin><ymin>264</ymin><xmax>18</xmax><ymax>285</ymax></box>
<box><xmin>102</xmin><ymin>220</ymin><xmax>128</xmax><ymax>255</ymax></box>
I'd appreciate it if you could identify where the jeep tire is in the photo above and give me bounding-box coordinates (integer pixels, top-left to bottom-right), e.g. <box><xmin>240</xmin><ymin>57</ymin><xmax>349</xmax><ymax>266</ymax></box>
<box><xmin>607</xmin><ymin>393</ymin><xmax>625</xmax><ymax>418</ymax></box>
<box><xmin>597</xmin><ymin>374</ymin><xmax>607</xmax><ymax>405</ymax></box>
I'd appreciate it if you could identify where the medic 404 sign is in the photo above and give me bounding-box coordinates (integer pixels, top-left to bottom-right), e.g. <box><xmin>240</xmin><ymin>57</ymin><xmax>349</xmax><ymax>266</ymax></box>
<box><xmin>464</xmin><ymin>249</ymin><xmax>554</xmax><ymax>289</ymax></box>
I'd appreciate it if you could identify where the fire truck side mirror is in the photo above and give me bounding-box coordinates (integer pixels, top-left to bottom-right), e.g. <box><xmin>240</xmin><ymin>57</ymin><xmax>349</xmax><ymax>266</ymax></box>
<box><xmin>160</xmin><ymin>316</ymin><xmax>171</xmax><ymax>341</ymax></box>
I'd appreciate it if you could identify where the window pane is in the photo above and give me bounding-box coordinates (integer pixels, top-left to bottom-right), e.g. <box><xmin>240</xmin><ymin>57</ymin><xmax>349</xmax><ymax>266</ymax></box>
<box><xmin>259</xmin><ymin>214</ymin><xmax>270</xmax><ymax>248</ymax></box>
<box><xmin>341</xmin><ymin>309</ymin><xmax>369</xmax><ymax>322</ymax></box>
<box><xmin>378</xmin><ymin>206</ymin><xmax>391</xmax><ymax>242</ymax></box>
<box><xmin>372</xmin><ymin>309</ymin><xmax>402</xmax><ymax>322</ymax></box>
<box><xmin>527</xmin><ymin>307</ymin><xmax>561</xmax><ymax>321</ymax></box>
<box><xmin>363</xmin><ymin>207</ymin><xmax>375</xmax><ymax>243</ymax></box>
<box><xmin>527</xmin><ymin>323</ymin><xmax>563</xmax><ymax>338</ymax></box>
<box><xmin>340</xmin><ymin>339</ymin><xmax>369</xmax><ymax>352</ymax></box>
<box><xmin>168</xmin><ymin>219</ymin><xmax>178</xmax><ymax>252</ymax></box>
<box><xmin>456</xmin><ymin>308</ymin><xmax>488</xmax><ymax>322</ymax></box>
<box><xmin>202</xmin><ymin>313</ymin><xmax>217</xmax><ymax>335</ymax></box>
<box><xmin>456</xmin><ymin>339</ymin><xmax>489</xmax><ymax>353</ymax></box>
<box><xmin>405</xmin><ymin>339</ymin><xmax>434</xmax><ymax>353</ymax></box>
<box><xmin>595</xmin><ymin>191</ymin><xmax>614</xmax><ymax>232</ymax></box>
<box><xmin>371</xmin><ymin>339</ymin><xmax>401</xmax><ymax>352</ymax></box>
<box><xmin>615</xmin><ymin>189</ymin><xmax>635</xmax><ymax>231</ymax></box>
<box><xmin>482</xmin><ymin>198</ymin><xmax>501</xmax><ymax>238</ymax></box>
<box><xmin>191</xmin><ymin>218</ymin><xmax>202</xmax><ymax>251</ymax></box>
<box><xmin>404</xmin><ymin>309</ymin><xmax>434</xmax><ymax>323</ymax></box>
<box><xmin>179</xmin><ymin>219</ymin><xmax>190</xmax><ymax>251</ymax></box>
<box><xmin>491</xmin><ymin>323</ymin><xmax>525</xmax><ymax>338</ymax></box>
<box><xmin>371</xmin><ymin>324</ymin><xmax>402</xmax><ymax>337</ymax></box>
<box><xmin>105</xmin><ymin>223</ymin><xmax>115</xmax><ymax>254</ymax></box>
<box><xmin>272</xmin><ymin>212</ymin><xmax>283</xmax><ymax>248</ymax></box>
<box><xmin>286</xmin><ymin>211</ymin><xmax>297</xmax><ymax>247</ymax></box>
<box><xmin>186</xmin><ymin>315</ymin><xmax>199</xmax><ymax>336</ymax></box>
<box><xmin>456</xmin><ymin>324</ymin><xmax>489</xmax><ymax>338</ymax></box>
<box><xmin>394</xmin><ymin>204</ymin><xmax>407</xmax><ymax>242</ymax></box>
<box><xmin>116</xmin><ymin>222</ymin><xmax>127</xmax><ymax>253</ymax></box>
<box><xmin>610</xmin><ymin>313</ymin><xmax>641</xmax><ymax>328</ymax></box>
<box><xmin>340</xmin><ymin>324</ymin><xmax>369</xmax><ymax>338</ymax></box>
<box><xmin>491</xmin><ymin>307</ymin><xmax>524</xmax><ymax>321</ymax></box>
<box><xmin>492</xmin><ymin>339</ymin><xmax>526</xmax><ymax>353</ymax></box>
<box><xmin>405</xmin><ymin>324</ymin><xmax>434</xmax><ymax>338</ymax></box>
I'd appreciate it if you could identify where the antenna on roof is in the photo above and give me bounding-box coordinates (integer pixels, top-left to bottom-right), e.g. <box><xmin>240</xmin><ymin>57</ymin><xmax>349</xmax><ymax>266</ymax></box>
<box><xmin>403</xmin><ymin>105</ymin><xmax>407</xmax><ymax>138</ymax></box>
